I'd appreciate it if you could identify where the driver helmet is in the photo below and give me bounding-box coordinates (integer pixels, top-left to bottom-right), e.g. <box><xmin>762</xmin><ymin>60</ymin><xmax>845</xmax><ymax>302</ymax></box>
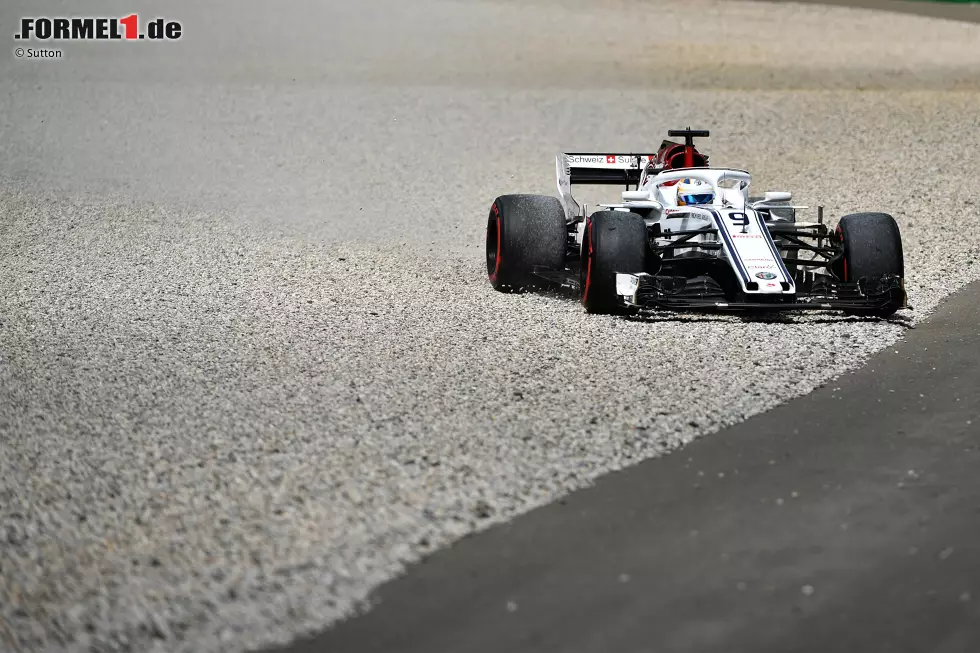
<box><xmin>676</xmin><ymin>178</ymin><xmax>715</xmax><ymax>206</ymax></box>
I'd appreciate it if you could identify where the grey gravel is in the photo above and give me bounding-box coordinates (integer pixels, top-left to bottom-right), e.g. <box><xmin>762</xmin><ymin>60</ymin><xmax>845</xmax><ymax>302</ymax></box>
<box><xmin>2</xmin><ymin>1</ymin><xmax>980</xmax><ymax>652</ymax></box>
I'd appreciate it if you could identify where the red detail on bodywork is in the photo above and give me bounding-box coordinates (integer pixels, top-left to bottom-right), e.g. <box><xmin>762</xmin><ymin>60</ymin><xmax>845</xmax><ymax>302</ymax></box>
<box><xmin>654</xmin><ymin>141</ymin><xmax>708</xmax><ymax>170</ymax></box>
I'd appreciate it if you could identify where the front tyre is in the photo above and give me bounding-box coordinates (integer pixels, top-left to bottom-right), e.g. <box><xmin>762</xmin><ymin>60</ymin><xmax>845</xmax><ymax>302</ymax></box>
<box><xmin>833</xmin><ymin>212</ymin><xmax>905</xmax><ymax>317</ymax></box>
<box><xmin>581</xmin><ymin>211</ymin><xmax>648</xmax><ymax>315</ymax></box>
<box><xmin>487</xmin><ymin>194</ymin><xmax>566</xmax><ymax>292</ymax></box>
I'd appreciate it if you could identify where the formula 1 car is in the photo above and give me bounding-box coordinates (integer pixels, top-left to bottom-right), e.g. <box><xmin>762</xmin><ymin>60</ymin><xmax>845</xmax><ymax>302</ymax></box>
<box><xmin>486</xmin><ymin>129</ymin><xmax>907</xmax><ymax>317</ymax></box>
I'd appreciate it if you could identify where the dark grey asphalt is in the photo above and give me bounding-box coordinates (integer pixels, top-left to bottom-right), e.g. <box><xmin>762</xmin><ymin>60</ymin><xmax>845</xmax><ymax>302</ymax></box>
<box><xmin>766</xmin><ymin>0</ymin><xmax>980</xmax><ymax>23</ymax></box>
<box><xmin>752</xmin><ymin>0</ymin><xmax>980</xmax><ymax>22</ymax></box>
<box><xmin>272</xmin><ymin>282</ymin><xmax>980</xmax><ymax>653</ymax></box>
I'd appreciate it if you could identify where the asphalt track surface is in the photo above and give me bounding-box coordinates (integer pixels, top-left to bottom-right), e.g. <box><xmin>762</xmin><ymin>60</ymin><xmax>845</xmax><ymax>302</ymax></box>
<box><xmin>278</xmin><ymin>279</ymin><xmax>980</xmax><ymax>653</ymax></box>
<box><xmin>2</xmin><ymin>1</ymin><xmax>980</xmax><ymax>653</ymax></box>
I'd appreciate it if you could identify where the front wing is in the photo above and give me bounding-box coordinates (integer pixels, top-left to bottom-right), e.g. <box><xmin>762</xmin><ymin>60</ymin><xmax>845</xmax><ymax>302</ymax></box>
<box><xmin>615</xmin><ymin>272</ymin><xmax>908</xmax><ymax>313</ymax></box>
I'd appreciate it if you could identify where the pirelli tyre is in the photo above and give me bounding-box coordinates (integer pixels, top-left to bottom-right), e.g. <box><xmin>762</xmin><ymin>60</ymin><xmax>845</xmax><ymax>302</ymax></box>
<box><xmin>580</xmin><ymin>210</ymin><xmax>648</xmax><ymax>315</ymax></box>
<box><xmin>833</xmin><ymin>212</ymin><xmax>905</xmax><ymax>317</ymax></box>
<box><xmin>486</xmin><ymin>194</ymin><xmax>567</xmax><ymax>292</ymax></box>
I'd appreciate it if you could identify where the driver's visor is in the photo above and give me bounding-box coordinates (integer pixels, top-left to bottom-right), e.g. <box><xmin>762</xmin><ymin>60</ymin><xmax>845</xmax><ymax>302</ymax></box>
<box><xmin>678</xmin><ymin>193</ymin><xmax>714</xmax><ymax>205</ymax></box>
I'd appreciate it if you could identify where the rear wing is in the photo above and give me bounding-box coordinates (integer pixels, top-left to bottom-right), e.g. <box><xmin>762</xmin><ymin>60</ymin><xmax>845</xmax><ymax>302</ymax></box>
<box><xmin>556</xmin><ymin>153</ymin><xmax>655</xmax><ymax>222</ymax></box>
<box><xmin>558</xmin><ymin>153</ymin><xmax>655</xmax><ymax>187</ymax></box>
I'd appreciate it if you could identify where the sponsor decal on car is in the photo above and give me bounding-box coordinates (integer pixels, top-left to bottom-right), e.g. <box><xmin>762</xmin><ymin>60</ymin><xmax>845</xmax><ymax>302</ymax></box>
<box><xmin>755</xmin><ymin>271</ymin><xmax>777</xmax><ymax>280</ymax></box>
<box><xmin>568</xmin><ymin>155</ymin><xmax>606</xmax><ymax>164</ymax></box>
<box><xmin>616</xmin><ymin>155</ymin><xmax>649</xmax><ymax>166</ymax></box>
<box><xmin>566</xmin><ymin>154</ymin><xmax>653</xmax><ymax>167</ymax></box>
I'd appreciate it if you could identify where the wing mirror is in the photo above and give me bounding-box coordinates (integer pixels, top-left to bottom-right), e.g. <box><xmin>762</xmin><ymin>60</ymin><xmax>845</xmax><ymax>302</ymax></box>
<box><xmin>622</xmin><ymin>190</ymin><xmax>651</xmax><ymax>201</ymax></box>
<box><xmin>764</xmin><ymin>191</ymin><xmax>792</xmax><ymax>202</ymax></box>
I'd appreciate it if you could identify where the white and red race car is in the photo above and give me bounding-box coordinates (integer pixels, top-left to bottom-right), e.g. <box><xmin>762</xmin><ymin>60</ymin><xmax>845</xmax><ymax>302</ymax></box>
<box><xmin>486</xmin><ymin>129</ymin><xmax>907</xmax><ymax>317</ymax></box>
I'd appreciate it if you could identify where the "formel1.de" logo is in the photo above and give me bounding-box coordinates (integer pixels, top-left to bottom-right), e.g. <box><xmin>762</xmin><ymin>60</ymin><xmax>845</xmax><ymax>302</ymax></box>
<box><xmin>15</xmin><ymin>15</ymin><xmax>182</xmax><ymax>41</ymax></box>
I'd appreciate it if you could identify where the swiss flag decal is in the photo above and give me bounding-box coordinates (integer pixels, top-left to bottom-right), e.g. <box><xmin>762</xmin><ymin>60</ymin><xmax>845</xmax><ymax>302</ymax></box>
<box><xmin>606</xmin><ymin>155</ymin><xmax>616</xmax><ymax>164</ymax></box>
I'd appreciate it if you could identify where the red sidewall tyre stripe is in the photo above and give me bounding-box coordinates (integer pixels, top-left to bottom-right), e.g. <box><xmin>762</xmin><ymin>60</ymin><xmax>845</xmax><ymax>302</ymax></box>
<box><xmin>489</xmin><ymin>205</ymin><xmax>502</xmax><ymax>283</ymax></box>
<box><xmin>582</xmin><ymin>219</ymin><xmax>594</xmax><ymax>304</ymax></box>
<box><xmin>836</xmin><ymin>225</ymin><xmax>847</xmax><ymax>281</ymax></box>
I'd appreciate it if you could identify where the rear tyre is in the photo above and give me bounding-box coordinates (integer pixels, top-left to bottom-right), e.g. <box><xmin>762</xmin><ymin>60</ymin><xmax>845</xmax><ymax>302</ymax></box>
<box><xmin>580</xmin><ymin>211</ymin><xmax>648</xmax><ymax>315</ymax></box>
<box><xmin>486</xmin><ymin>194</ymin><xmax>567</xmax><ymax>292</ymax></box>
<box><xmin>833</xmin><ymin>212</ymin><xmax>905</xmax><ymax>317</ymax></box>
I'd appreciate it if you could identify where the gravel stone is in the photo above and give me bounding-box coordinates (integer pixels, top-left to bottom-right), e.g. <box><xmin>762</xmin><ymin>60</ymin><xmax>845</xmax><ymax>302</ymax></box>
<box><xmin>2</xmin><ymin>1</ymin><xmax>980</xmax><ymax>652</ymax></box>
